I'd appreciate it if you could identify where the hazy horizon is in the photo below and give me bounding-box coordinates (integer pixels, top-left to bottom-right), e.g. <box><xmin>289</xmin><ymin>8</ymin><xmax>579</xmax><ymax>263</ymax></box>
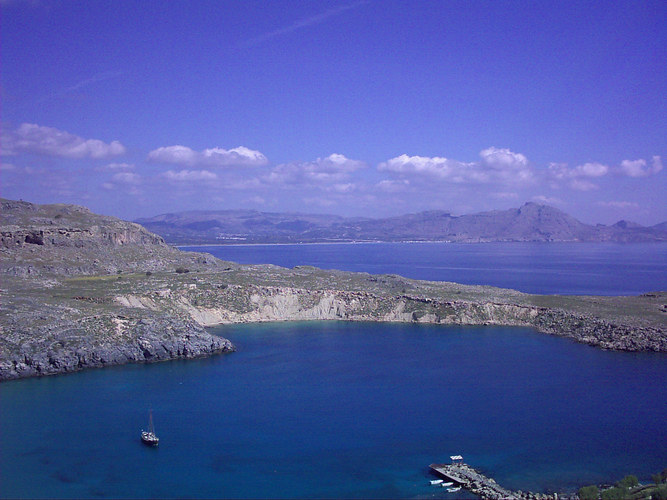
<box><xmin>1</xmin><ymin>1</ymin><xmax>665</xmax><ymax>225</ymax></box>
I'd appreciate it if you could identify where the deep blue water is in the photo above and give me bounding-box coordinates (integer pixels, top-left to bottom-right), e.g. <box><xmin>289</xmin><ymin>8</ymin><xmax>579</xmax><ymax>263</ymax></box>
<box><xmin>1</xmin><ymin>243</ymin><xmax>666</xmax><ymax>499</ymax></box>
<box><xmin>181</xmin><ymin>242</ymin><xmax>667</xmax><ymax>296</ymax></box>
<box><xmin>1</xmin><ymin>323</ymin><xmax>666</xmax><ymax>499</ymax></box>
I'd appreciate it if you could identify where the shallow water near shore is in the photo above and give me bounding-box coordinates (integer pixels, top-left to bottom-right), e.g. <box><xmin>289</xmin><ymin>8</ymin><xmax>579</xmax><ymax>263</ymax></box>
<box><xmin>1</xmin><ymin>322</ymin><xmax>666</xmax><ymax>499</ymax></box>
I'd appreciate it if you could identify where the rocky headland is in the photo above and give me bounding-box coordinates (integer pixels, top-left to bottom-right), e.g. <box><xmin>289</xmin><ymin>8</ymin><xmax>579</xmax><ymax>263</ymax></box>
<box><xmin>1</xmin><ymin>198</ymin><xmax>665</xmax><ymax>381</ymax></box>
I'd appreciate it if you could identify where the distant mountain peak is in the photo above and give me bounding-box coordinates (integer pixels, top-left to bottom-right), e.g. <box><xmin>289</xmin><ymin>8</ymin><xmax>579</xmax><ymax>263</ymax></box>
<box><xmin>134</xmin><ymin>203</ymin><xmax>667</xmax><ymax>244</ymax></box>
<box><xmin>612</xmin><ymin>220</ymin><xmax>643</xmax><ymax>229</ymax></box>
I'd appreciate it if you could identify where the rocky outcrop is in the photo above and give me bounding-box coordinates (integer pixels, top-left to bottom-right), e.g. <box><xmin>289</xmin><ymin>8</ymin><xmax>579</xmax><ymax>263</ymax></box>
<box><xmin>1</xmin><ymin>199</ymin><xmax>226</xmax><ymax>277</ymax></box>
<box><xmin>0</xmin><ymin>313</ymin><xmax>233</xmax><ymax>380</ymax></box>
<box><xmin>0</xmin><ymin>224</ymin><xmax>165</xmax><ymax>249</ymax></box>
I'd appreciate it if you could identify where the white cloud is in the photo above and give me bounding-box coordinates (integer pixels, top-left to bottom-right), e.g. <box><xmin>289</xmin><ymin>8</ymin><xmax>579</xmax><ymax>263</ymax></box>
<box><xmin>148</xmin><ymin>145</ymin><xmax>268</xmax><ymax>167</ymax></box>
<box><xmin>479</xmin><ymin>147</ymin><xmax>528</xmax><ymax>168</ymax></box>
<box><xmin>575</xmin><ymin>162</ymin><xmax>609</xmax><ymax>177</ymax></box>
<box><xmin>378</xmin><ymin>147</ymin><xmax>533</xmax><ymax>185</ymax></box>
<box><xmin>376</xmin><ymin>179</ymin><xmax>410</xmax><ymax>193</ymax></box>
<box><xmin>548</xmin><ymin>162</ymin><xmax>609</xmax><ymax>180</ymax></box>
<box><xmin>378</xmin><ymin>154</ymin><xmax>465</xmax><ymax>179</ymax></box>
<box><xmin>111</xmin><ymin>172</ymin><xmax>141</xmax><ymax>185</ymax></box>
<box><xmin>162</xmin><ymin>169</ymin><xmax>218</xmax><ymax>182</ymax></box>
<box><xmin>569</xmin><ymin>179</ymin><xmax>599</xmax><ymax>191</ymax></box>
<box><xmin>597</xmin><ymin>201</ymin><xmax>640</xmax><ymax>209</ymax></box>
<box><xmin>2</xmin><ymin>123</ymin><xmax>126</xmax><ymax>159</ymax></box>
<box><xmin>618</xmin><ymin>156</ymin><xmax>663</xmax><ymax>177</ymax></box>
<box><xmin>267</xmin><ymin>154</ymin><xmax>366</xmax><ymax>186</ymax></box>
<box><xmin>548</xmin><ymin>161</ymin><xmax>610</xmax><ymax>191</ymax></box>
<box><xmin>532</xmin><ymin>195</ymin><xmax>563</xmax><ymax>205</ymax></box>
<box><xmin>332</xmin><ymin>183</ymin><xmax>355</xmax><ymax>193</ymax></box>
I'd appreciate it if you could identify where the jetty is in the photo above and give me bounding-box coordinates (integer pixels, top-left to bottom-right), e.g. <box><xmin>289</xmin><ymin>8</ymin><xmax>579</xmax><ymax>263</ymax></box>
<box><xmin>430</xmin><ymin>456</ymin><xmax>561</xmax><ymax>500</ymax></box>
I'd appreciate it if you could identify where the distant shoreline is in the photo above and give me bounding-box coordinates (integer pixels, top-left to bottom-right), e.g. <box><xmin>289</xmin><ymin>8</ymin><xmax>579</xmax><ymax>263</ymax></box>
<box><xmin>175</xmin><ymin>239</ymin><xmax>667</xmax><ymax>248</ymax></box>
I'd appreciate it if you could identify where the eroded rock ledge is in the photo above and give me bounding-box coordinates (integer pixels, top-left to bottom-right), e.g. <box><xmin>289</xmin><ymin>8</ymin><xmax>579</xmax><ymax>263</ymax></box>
<box><xmin>158</xmin><ymin>284</ymin><xmax>667</xmax><ymax>351</ymax></box>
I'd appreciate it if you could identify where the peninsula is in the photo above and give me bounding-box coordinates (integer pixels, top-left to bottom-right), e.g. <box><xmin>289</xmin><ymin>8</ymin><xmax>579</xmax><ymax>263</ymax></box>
<box><xmin>1</xmin><ymin>198</ymin><xmax>665</xmax><ymax>381</ymax></box>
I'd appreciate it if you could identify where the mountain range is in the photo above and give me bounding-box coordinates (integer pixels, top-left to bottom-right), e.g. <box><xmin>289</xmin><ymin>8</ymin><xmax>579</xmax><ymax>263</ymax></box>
<box><xmin>135</xmin><ymin>202</ymin><xmax>667</xmax><ymax>244</ymax></box>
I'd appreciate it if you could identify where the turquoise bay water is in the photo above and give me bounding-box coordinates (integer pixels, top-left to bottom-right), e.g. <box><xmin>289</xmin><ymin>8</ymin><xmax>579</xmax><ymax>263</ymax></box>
<box><xmin>1</xmin><ymin>243</ymin><xmax>666</xmax><ymax>498</ymax></box>
<box><xmin>1</xmin><ymin>323</ymin><xmax>666</xmax><ymax>499</ymax></box>
<box><xmin>182</xmin><ymin>242</ymin><xmax>667</xmax><ymax>295</ymax></box>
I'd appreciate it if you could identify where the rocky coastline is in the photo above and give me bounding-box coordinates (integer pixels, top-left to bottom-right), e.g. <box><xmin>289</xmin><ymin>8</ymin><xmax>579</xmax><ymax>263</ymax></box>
<box><xmin>1</xmin><ymin>198</ymin><xmax>665</xmax><ymax>381</ymax></box>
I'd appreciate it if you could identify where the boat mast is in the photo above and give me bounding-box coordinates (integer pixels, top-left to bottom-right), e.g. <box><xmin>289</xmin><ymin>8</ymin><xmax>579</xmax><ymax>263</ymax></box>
<box><xmin>149</xmin><ymin>410</ymin><xmax>155</xmax><ymax>434</ymax></box>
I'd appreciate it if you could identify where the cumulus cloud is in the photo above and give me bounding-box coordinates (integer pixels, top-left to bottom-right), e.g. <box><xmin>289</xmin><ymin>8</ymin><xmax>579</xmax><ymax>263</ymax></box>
<box><xmin>162</xmin><ymin>169</ymin><xmax>218</xmax><ymax>182</ymax></box>
<box><xmin>148</xmin><ymin>145</ymin><xmax>268</xmax><ymax>167</ymax></box>
<box><xmin>2</xmin><ymin>123</ymin><xmax>126</xmax><ymax>159</ymax></box>
<box><xmin>548</xmin><ymin>161</ymin><xmax>610</xmax><ymax>190</ymax></box>
<box><xmin>618</xmin><ymin>156</ymin><xmax>663</xmax><ymax>177</ymax></box>
<box><xmin>266</xmin><ymin>154</ymin><xmax>366</xmax><ymax>186</ymax></box>
<box><xmin>548</xmin><ymin>162</ymin><xmax>609</xmax><ymax>180</ymax></box>
<box><xmin>378</xmin><ymin>154</ymin><xmax>466</xmax><ymax>179</ymax></box>
<box><xmin>378</xmin><ymin>147</ymin><xmax>533</xmax><ymax>185</ymax></box>
<box><xmin>479</xmin><ymin>147</ymin><xmax>528</xmax><ymax>168</ymax></box>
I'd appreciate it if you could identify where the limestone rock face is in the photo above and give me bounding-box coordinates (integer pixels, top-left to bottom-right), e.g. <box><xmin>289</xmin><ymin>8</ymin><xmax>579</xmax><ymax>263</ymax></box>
<box><xmin>147</xmin><ymin>284</ymin><xmax>665</xmax><ymax>353</ymax></box>
<box><xmin>1</xmin><ymin>199</ymin><xmax>223</xmax><ymax>276</ymax></box>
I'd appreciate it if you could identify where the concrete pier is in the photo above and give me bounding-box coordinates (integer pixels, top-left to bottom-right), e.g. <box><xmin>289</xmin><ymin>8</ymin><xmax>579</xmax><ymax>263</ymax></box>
<box><xmin>430</xmin><ymin>462</ymin><xmax>564</xmax><ymax>500</ymax></box>
<box><xmin>430</xmin><ymin>462</ymin><xmax>518</xmax><ymax>499</ymax></box>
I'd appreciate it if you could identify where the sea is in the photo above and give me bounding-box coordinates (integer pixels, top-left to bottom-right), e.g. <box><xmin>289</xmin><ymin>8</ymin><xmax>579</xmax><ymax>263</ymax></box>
<box><xmin>1</xmin><ymin>242</ymin><xmax>665</xmax><ymax>499</ymax></box>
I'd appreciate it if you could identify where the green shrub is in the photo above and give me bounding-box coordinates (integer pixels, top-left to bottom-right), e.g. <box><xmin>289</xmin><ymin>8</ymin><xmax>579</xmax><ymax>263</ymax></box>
<box><xmin>600</xmin><ymin>487</ymin><xmax>626</xmax><ymax>500</ymax></box>
<box><xmin>653</xmin><ymin>485</ymin><xmax>667</xmax><ymax>500</ymax></box>
<box><xmin>617</xmin><ymin>475</ymin><xmax>638</xmax><ymax>489</ymax></box>
<box><xmin>578</xmin><ymin>485</ymin><xmax>599</xmax><ymax>500</ymax></box>
<box><xmin>656</xmin><ymin>469</ymin><xmax>667</xmax><ymax>484</ymax></box>
<box><xmin>175</xmin><ymin>267</ymin><xmax>190</xmax><ymax>274</ymax></box>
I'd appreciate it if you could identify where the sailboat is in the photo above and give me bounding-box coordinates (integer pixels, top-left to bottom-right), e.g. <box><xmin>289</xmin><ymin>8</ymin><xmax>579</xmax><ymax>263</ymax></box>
<box><xmin>141</xmin><ymin>410</ymin><xmax>159</xmax><ymax>446</ymax></box>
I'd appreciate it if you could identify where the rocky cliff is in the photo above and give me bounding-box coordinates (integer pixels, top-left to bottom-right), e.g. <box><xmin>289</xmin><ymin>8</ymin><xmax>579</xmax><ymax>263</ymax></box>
<box><xmin>1</xmin><ymin>198</ymin><xmax>222</xmax><ymax>276</ymax></box>
<box><xmin>1</xmin><ymin>199</ymin><xmax>665</xmax><ymax>381</ymax></box>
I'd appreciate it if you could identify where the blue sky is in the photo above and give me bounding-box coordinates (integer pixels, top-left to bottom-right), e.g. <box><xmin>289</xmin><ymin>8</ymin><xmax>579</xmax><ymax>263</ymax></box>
<box><xmin>1</xmin><ymin>0</ymin><xmax>665</xmax><ymax>225</ymax></box>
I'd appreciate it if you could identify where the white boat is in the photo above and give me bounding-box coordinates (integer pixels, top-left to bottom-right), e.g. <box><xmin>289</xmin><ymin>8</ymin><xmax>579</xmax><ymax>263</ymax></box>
<box><xmin>430</xmin><ymin>479</ymin><xmax>443</xmax><ymax>485</ymax></box>
<box><xmin>447</xmin><ymin>486</ymin><xmax>461</xmax><ymax>492</ymax></box>
<box><xmin>440</xmin><ymin>482</ymin><xmax>454</xmax><ymax>487</ymax></box>
<box><xmin>141</xmin><ymin>410</ymin><xmax>159</xmax><ymax>446</ymax></box>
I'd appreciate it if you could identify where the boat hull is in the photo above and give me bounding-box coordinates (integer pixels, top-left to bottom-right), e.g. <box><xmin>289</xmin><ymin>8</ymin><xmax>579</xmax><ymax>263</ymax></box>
<box><xmin>141</xmin><ymin>431</ymin><xmax>159</xmax><ymax>446</ymax></box>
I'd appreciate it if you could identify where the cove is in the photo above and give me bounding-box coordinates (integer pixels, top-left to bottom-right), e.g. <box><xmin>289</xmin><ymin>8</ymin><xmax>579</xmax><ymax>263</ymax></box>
<box><xmin>1</xmin><ymin>321</ymin><xmax>665</xmax><ymax>499</ymax></box>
